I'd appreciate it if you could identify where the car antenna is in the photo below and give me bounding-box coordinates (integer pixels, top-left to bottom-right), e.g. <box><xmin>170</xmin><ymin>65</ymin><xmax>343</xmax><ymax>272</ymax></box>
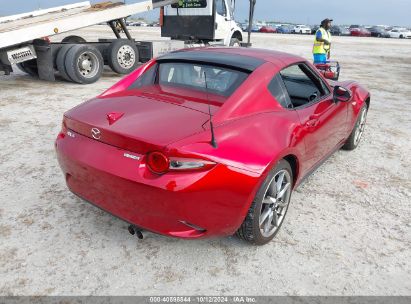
<box><xmin>203</xmin><ymin>71</ymin><xmax>218</xmax><ymax>149</ymax></box>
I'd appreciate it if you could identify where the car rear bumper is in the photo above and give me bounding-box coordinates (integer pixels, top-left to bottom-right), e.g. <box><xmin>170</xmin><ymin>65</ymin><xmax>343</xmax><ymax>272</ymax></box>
<box><xmin>55</xmin><ymin>131</ymin><xmax>259</xmax><ymax>239</ymax></box>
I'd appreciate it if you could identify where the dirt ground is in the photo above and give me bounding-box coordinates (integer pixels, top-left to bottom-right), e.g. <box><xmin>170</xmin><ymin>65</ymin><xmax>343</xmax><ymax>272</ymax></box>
<box><xmin>0</xmin><ymin>26</ymin><xmax>410</xmax><ymax>296</ymax></box>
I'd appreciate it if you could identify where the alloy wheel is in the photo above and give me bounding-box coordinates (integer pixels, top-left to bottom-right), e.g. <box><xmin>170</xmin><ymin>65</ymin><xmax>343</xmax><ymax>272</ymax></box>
<box><xmin>354</xmin><ymin>108</ymin><xmax>367</xmax><ymax>146</ymax></box>
<box><xmin>259</xmin><ymin>170</ymin><xmax>292</xmax><ymax>238</ymax></box>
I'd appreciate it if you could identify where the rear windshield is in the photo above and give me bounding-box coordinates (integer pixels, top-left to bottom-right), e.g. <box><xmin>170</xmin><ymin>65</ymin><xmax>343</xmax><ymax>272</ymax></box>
<box><xmin>128</xmin><ymin>62</ymin><xmax>249</xmax><ymax>97</ymax></box>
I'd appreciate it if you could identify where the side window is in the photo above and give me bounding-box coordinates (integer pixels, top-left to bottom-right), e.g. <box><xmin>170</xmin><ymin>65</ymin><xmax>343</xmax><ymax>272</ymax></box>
<box><xmin>268</xmin><ymin>74</ymin><xmax>293</xmax><ymax>109</ymax></box>
<box><xmin>279</xmin><ymin>63</ymin><xmax>329</xmax><ymax>108</ymax></box>
<box><xmin>128</xmin><ymin>64</ymin><xmax>157</xmax><ymax>90</ymax></box>
<box><xmin>215</xmin><ymin>0</ymin><xmax>226</xmax><ymax>16</ymax></box>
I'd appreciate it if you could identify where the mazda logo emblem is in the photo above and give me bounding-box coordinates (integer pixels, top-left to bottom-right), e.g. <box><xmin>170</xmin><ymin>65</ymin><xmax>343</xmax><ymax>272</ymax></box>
<box><xmin>91</xmin><ymin>128</ymin><xmax>101</xmax><ymax>140</ymax></box>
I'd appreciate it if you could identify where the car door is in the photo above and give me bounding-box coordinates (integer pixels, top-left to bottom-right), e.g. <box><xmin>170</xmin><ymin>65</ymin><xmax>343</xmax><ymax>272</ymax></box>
<box><xmin>278</xmin><ymin>63</ymin><xmax>347</xmax><ymax>171</ymax></box>
<box><xmin>214</xmin><ymin>0</ymin><xmax>232</xmax><ymax>40</ymax></box>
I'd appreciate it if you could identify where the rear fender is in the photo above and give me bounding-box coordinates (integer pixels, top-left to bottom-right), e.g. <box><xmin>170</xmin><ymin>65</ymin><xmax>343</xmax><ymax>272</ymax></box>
<box><xmin>341</xmin><ymin>81</ymin><xmax>370</xmax><ymax>128</ymax></box>
<box><xmin>100</xmin><ymin>59</ymin><xmax>157</xmax><ymax>97</ymax></box>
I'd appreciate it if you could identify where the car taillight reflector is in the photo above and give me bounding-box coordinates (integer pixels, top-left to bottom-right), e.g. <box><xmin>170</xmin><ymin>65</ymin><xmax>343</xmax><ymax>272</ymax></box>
<box><xmin>147</xmin><ymin>151</ymin><xmax>170</xmax><ymax>174</ymax></box>
<box><xmin>146</xmin><ymin>152</ymin><xmax>216</xmax><ymax>175</ymax></box>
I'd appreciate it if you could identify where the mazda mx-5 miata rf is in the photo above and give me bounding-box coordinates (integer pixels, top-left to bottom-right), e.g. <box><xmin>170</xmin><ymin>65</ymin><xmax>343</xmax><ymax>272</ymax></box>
<box><xmin>56</xmin><ymin>47</ymin><xmax>370</xmax><ymax>245</ymax></box>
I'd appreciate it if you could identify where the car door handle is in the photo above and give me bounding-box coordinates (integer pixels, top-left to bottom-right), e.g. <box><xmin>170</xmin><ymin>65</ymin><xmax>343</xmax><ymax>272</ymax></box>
<box><xmin>306</xmin><ymin>118</ymin><xmax>319</xmax><ymax>127</ymax></box>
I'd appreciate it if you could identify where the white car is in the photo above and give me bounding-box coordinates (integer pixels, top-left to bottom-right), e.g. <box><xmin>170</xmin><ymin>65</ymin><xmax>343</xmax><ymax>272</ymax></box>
<box><xmin>293</xmin><ymin>25</ymin><xmax>311</xmax><ymax>34</ymax></box>
<box><xmin>387</xmin><ymin>28</ymin><xmax>411</xmax><ymax>39</ymax></box>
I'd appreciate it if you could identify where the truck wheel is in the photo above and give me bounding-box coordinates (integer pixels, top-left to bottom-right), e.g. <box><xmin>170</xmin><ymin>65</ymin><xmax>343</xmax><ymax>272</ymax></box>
<box><xmin>229</xmin><ymin>38</ymin><xmax>241</xmax><ymax>47</ymax></box>
<box><xmin>17</xmin><ymin>59</ymin><xmax>38</xmax><ymax>77</ymax></box>
<box><xmin>56</xmin><ymin>45</ymin><xmax>75</xmax><ymax>82</ymax></box>
<box><xmin>237</xmin><ymin>159</ymin><xmax>293</xmax><ymax>245</ymax></box>
<box><xmin>107</xmin><ymin>39</ymin><xmax>139</xmax><ymax>74</ymax></box>
<box><xmin>64</xmin><ymin>45</ymin><xmax>104</xmax><ymax>84</ymax></box>
<box><xmin>62</xmin><ymin>35</ymin><xmax>86</xmax><ymax>43</ymax></box>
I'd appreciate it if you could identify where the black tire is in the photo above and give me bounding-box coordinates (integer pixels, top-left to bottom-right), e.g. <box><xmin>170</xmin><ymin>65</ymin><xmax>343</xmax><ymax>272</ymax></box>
<box><xmin>16</xmin><ymin>63</ymin><xmax>28</xmax><ymax>74</ymax></box>
<box><xmin>342</xmin><ymin>105</ymin><xmax>368</xmax><ymax>151</ymax></box>
<box><xmin>56</xmin><ymin>44</ymin><xmax>75</xmax><ymax>82</ymax></box>
<box><xmin>64</xmin><ymin>45</ymin><xmax>104</xmax><ymax>84</ymax></box>
<box><xmin>229</xmin><ymin>38</ymin><xmax>241</xmax><ymax>47</ymax></box>
<box><xmin>16</xmin><ymin>59</ymin><xmax>38</xmax><ymax>77</ymax></box>
<box><xmin>399</xmin><ymin>35</ymin><xmax>404</xmax><ymax>39</ymax></box>
<box><xmin>61</xmin><ymin>35</ymin><xmax>86</xmax><ymax>43</ymax></box>
<box><xmin>107</xmin><ymin>39</ymin><xmax>139</xmax><ymax>74</ymax></box>
<box><xmin>237</xmin><ymin>159</ymin><xmax>293</xmax><ymax>245</ymax></box>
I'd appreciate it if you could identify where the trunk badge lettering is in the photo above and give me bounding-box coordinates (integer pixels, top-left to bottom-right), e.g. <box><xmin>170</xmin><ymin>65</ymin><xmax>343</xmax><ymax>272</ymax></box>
<box><xmin>107</xmin><ymin>112</ymin><xmax>124</xmax><ymax>125</ymax></box>
<box><xmin>124</xmin><ymin>153</ymin><xmax>140</xmax><ymax>160</ymax></box>
<box><xmin>91</xmin><ymin>128</ymin><xmax>101</xmax><ymax>140</ymax></box>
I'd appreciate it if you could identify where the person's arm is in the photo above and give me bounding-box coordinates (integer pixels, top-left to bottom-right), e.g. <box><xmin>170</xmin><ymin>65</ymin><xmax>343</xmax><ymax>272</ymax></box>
<box><xmin>316</xmin><ymin>29</ymin><xmax>331</xmax><ymax>45</ymax></box>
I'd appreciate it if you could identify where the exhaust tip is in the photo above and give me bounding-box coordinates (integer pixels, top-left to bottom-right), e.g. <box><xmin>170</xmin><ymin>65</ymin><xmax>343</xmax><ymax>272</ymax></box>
<box><xmin>128</xmin><ymin>225</ymin><xmax>144</xmax><ymax>239</ymax></box>
<box><xmin>136</xmin><ymin>231</ymin><xmax>144</xmax><ymax>239</ymax></box>
<box><xmin>128</xmin><ymin>225</ymin><xmax>135</xmax><ymax>235</ymax></box>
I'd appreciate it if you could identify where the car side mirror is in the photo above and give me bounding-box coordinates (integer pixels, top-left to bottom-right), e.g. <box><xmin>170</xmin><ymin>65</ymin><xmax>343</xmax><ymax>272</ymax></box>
<box><xmin>333</xmin><ymin>86</ymin><xmax>352</xmax><ymax>102</ymax></box>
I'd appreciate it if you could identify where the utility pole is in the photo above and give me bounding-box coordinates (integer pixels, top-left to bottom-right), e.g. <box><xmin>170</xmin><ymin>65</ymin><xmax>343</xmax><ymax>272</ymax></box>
<box><xmin>247</xmin><ymin>0</ymin><xmax>256</xmax><ymax>46</ymax></box>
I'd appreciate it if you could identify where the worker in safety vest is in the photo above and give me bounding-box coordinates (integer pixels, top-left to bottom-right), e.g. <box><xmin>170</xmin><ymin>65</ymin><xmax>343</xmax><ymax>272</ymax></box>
<box><xmin>313</xmin><ymin>18</ymin><xmax>333</xmax><ymax>64</ymax></box>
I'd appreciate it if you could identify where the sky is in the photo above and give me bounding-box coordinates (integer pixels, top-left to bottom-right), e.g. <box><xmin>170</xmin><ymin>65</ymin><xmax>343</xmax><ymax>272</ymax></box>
<box><xmin>1</xmin><ymin>0</ymin><xmax>410</xmax><ymax>26</ymax></box>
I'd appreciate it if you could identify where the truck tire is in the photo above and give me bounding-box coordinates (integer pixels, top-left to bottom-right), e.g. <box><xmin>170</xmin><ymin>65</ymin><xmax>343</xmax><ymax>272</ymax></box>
<box><xmin>64</xmin><ymin>45</ymin><xmax>104</xmax><ymax>84</ymax></box>
<box><xmin>62</xmin><ymin>35</ymin><xmax>86</xmax><ymax>43</ymax></box>
<box><xmin>17</xmin><ymin>59</ymin><xmax>38</xmax><ymax>77</ymax></box>
<box><xmin>56</xmin><ymin>44</ymin><xmax>75</xmax><ymax>82</ymax></box>
<box><xmin>229</xmin><ymin>38</ymin><xmax>241</xmax><ymax>47</ymax></box>
<box><xmin>107</xmin><ymin>39</ymin><xmax>139</xmax><ymax>74</ymax></box>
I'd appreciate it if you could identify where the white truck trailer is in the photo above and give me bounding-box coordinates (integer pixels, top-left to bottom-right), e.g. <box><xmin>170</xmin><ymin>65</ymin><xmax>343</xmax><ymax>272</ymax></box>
<box><xmin>0</xmin><ymin>0</ymin><xmax>256</xmax><ymax>84</ymax></box>
<box><xmin>0</xmin><ymin>0</ymin><xmax>181</xmax><ymax>83</ymax></box>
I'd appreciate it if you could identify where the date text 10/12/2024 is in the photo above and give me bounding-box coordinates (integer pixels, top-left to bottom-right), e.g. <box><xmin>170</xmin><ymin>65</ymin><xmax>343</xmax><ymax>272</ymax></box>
<box><xmin>149</xmin><ymin>296</ymin><xmax>257</xmax><ymax>303</ymax></box>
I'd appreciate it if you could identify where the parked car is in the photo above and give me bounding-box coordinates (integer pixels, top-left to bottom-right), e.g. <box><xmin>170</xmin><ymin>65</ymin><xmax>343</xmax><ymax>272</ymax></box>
<box><xmin>330</xmin><ymin>26</ymin><xmax>350</xmax><ymax>36</ymax></box>
<box><xmin>244</xmin><ymin>24</ymin><xmax>260</xmax><ymax>32</ymax></box>
<box><xmin>311</xmin><ymin>25</ymin><xmax>319</xmax><ymax>34</ymax></box>
<box><xmin>387</xmin><ymin>28</ymin><xmax>411</xmax><ymax>39</ymax></box>
<box><xmin>55</xmin><ymin>47</ymin><xmax>370</xmax><ymax>245</ymax></box>
<box><xmin>369</xmin><ymin>26</ymin><xmax>390</xmax><ymax>38</ymax></box>
<box><xmin>350</xmin><ymin>27</ymin><xmax>371</xmax><ymax>37</ymax></box>
<box><xmin>240</xmin><ymin>23</ymin><xmax>248</xmax><ymax>31</ymax></box>
<box><xmin>293</xmin><ymin>24</ymin><xmax>311</xmax><ymax>34</ymax></box>
<box><xmin>259</xmin><ymin>26</ymin><xmax>277</xmax><ymax>33</ymax></box>
<box><xmin>277</xmin><ymin>25</ymin><xmax>293</xmax><ymax>34</ymax></box>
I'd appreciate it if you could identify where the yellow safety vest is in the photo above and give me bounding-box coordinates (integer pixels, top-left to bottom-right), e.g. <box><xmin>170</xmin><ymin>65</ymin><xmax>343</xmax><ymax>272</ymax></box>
<box><xmin>313</xmin><ymin>28</ymin><xmax>331</xmax><ymax>54</ymax></box>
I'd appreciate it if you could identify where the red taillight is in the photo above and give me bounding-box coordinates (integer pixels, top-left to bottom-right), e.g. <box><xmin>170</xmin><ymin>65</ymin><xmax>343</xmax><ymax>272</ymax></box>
<box><xmin>57</xmin><ymin>121</ymin><xmax>68</xmax><ymax>140</ymax></box>
<box><xmin>146</xmin><ymin>151</ymin><xmax>216</xmax><ymax>175</ymax></box>
<box><xmin>147</xmin><ymin>151</ymin><xmax>170</xmax><ymax>174</ymax></box>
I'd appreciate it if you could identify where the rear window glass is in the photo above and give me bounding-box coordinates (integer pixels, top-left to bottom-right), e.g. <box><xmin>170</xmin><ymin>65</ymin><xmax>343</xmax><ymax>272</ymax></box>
<box><xmin>158</xmin><ymin>62</ymin><xmax>248</xmax><ymax>97</ymax></box>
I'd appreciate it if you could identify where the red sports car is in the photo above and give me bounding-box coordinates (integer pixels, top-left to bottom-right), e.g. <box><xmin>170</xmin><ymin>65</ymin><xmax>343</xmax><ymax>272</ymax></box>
<box><xmin>56</xmin><ymin>48</ymin><xmax>370</xmax><ymax>245</ymax></box>
<box><xmin>350</xmin><ymin>27</ymin><xmax>371</xmax><ymax>37</ymax></box>
<box><xmin>259</xmin><ymin>26</ymin><xmax>277</xmax><ymax>33</ymax></box>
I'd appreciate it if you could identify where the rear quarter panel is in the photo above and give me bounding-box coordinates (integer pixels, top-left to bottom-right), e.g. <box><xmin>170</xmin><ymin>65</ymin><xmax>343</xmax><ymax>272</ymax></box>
<box><xmin>167</xmin><ymin>110</ymin><xmax>305</xmax><ymax>217</ymax></box>
<box><xmin>336</xmin><ymin>80</ymin><xmax>370</xmax><ymax>136</ymax></box>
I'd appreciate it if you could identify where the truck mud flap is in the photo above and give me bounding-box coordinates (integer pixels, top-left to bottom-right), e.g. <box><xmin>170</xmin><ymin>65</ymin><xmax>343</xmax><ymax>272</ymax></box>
<box><xmin>34</xmin><ymin>39</ymin><xmax>55</xmax><ymax>81</ymax></box>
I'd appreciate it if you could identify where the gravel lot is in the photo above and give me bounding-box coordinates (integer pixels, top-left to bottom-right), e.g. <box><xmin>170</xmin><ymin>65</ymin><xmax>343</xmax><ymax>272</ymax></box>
<box><xmin>1</xmin><ymin>26</ymin><xmax>410</xmax><ymax>296</ymax></box>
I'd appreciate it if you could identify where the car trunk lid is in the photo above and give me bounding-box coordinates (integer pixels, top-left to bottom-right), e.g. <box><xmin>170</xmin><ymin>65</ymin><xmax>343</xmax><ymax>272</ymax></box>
<box><xmin>64</xmin><ymin>91</ymin><xmax>215</xmax><ymax>153</ymax></box>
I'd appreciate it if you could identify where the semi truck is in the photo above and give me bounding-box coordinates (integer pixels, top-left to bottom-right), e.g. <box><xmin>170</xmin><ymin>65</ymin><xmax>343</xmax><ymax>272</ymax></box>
<box><xmin>0</xmin><ymin>0</ymin><xmax>256</xmax><ymax>84</ymax></box>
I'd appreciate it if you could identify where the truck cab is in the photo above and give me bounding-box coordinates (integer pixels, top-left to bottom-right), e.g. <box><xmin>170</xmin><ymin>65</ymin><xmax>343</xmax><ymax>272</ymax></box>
<box><xmin>161</xmin><ymin>0</ymin><xmax>243</xmax><ymax>46</ymax></box>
